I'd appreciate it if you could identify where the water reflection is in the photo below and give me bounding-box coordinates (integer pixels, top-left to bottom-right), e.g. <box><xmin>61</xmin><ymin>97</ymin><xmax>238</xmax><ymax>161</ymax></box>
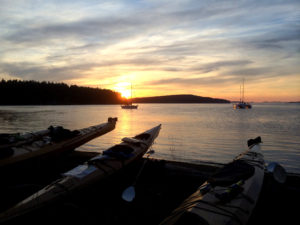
<box><xmin>0</xmin><ymin>104</ymin><xmax>299</xmax><ymax>173</ymax></box>
<box><xmin>118</xmin><ymin>110</ymin><xmax>135</xmax><ymax>137</ymax></box>
<box><xmin>0</xmin><ymin>109</ymin><xmax>56</xmax><ymax>132</ymax></box>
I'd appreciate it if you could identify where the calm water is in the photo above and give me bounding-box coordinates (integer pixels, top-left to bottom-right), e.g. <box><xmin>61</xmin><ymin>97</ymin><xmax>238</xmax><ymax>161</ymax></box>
<box><xmin>0</xmin><ymin>103</ymin><xmax>300</xmax><ymax>173</ymax></box>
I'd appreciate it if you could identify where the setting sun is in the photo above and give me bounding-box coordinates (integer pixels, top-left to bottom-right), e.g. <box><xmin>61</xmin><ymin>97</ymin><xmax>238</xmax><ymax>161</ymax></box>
<box><xmin>114</xmin><ymin>82</ymin><xmax>132</xmax><ymax>99</ymax></box>
<box><xmin>1</xmin><ymin>1</ymin><xmax>299</xmax><ymax>102</ymax></box>
<box><xmin>120</xmin><ymin>89</ymin><xmax>131</xmax><ymax>99</ymax></box>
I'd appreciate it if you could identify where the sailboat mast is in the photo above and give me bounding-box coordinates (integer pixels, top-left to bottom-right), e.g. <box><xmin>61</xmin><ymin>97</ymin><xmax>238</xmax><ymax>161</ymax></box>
<box><xmin>240</xmin><ymin>85</ymin><xmax>241</xmax><ymax>102</ymax></box>
<box><xmin>242</xmin><ymin>79</ymin><xmax>245</xmax><ymax>102</ymax></box>
<box><xmin>130</xmin><ymin>83</ymin><xmax>133</xmax><ymax>105</ymax></box>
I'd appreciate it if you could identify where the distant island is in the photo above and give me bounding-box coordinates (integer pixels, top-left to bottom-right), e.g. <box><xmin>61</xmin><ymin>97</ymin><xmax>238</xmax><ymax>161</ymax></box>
<box><xmin>133</xmin><ymin>94</ymin><xmax>230</xmax><ymax>104</ymax></box>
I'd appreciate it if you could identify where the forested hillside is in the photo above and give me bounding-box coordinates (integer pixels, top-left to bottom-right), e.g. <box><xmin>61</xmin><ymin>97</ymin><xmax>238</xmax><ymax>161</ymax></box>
<box><xmin>0</xmin><ymin>80</ymin><xmax>124</xmax><ymax>105</ymax></box>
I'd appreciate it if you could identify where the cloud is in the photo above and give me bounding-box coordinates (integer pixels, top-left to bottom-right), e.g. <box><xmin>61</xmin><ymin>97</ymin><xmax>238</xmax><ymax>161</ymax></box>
<box><xmin>0</xmin><ymin>62</ymin><xmax>85</xmax><ymax>81</ymax></box>
<box><xmin>245</xmin><ymin>25</ymin><xmax>300</xmax><ymax>51</ymax></box>
<box><xmin>0</xmin><ymin>0</ymin><xmax>299</xmax><ymax>100</ymax></box>
<box><xmin>0</xmin><ymin>56</ymin><xmax>167</xmax><ymax>82</ymax></box>
<box><xmin>148</xmin><ymin>63</ymin><xmax>300</xmax><ymax>88</ymax></box>
<box><xmin>189</xmin><ymin>60</ymin><xmax>253</xmax><ymax>73</ymax></box>
<box><xmin>147</xmin><ymin>76</ymin><xmax>234</xmax><ymax>87</ymax></box>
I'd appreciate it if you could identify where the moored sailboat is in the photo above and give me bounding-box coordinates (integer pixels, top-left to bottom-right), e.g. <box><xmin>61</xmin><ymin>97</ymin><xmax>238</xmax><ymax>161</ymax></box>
<box><xmin>233</xmin><ymin>79</ymin><xmax>252</xmax><ymax>109</ymax></box>
<box><xmin>121</xmin><ymin>83</ymin><xmax>138</xmax><ymax>109</ymax></box>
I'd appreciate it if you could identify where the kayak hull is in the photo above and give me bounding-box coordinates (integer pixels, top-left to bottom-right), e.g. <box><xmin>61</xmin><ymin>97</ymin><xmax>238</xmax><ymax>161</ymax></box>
<box><xmin>0</xmin><ymin>124</ymin><xmax>161</xmax><ymax>223</ymax></box>
<box><xmin>160</xmin><ymin>138</ymin><xmax>264</xmax><ymax>225</ymax></box>
<box><xmin>0</xmin><ymin>118</ymin><xmax>117</xmax><ymax>169</ymax></box>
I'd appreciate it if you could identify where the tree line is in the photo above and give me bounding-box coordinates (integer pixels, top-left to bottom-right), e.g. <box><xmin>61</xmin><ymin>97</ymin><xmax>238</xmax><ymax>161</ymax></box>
<box><xmin>133</xmin><ymin>94</ymin><xmax>230</xmax><ymax>103</ymax></box>
<box><xmin>0</xmin><ymin>79</ymin><xmax>125</xmax><ymax>105</ymax></box>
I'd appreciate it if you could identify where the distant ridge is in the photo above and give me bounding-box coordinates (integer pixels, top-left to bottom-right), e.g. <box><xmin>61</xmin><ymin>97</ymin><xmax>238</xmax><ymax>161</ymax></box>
<box><xmin>132</xmin><ymin>94</ymin><xmax>230</xmax><ymax>104</ymax></box>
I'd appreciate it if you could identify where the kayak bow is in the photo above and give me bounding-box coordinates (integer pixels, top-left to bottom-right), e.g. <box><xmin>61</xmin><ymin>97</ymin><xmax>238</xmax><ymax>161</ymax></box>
<box><xmin>0</xmin><ymin>117</ymin><xmax>118</xmax><ymax>169</ymax></box>
<box><xmin>0</xmin><ymin>124</ymin><xmax>161</xmax><ymax>223</ymax></box>
<box><xmin>160</xmin><ymin>136</ymin><xmax>264</xmax><ymax>225</ymax></box>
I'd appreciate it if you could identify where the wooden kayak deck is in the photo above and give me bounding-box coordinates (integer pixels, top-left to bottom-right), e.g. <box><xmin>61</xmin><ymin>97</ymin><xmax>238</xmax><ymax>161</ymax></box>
<box><xmin>1</xmin><ymin>152</ymin><xmax>299</xmax><ymax>225</ymax></box>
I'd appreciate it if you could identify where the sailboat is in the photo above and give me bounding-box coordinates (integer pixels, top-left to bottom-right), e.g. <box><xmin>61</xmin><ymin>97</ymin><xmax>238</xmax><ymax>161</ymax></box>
<box><xmin>233</xmin><ymin>79</ymin><xmax>252</xmax><ymax>109</ymax></box>
<box><xmin>121</xmin><ymin>83</ymin><xmax>138</xmax><ymax>109</ymax></box>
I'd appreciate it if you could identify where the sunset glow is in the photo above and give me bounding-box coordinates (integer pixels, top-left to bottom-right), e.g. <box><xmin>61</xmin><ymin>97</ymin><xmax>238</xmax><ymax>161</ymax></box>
<box><xmin>0</xmin><ymin>1</ymin><xmax>299</xmax><ymax>102</ymax></box>
<box><xmin>120</xmin><ymin>90</ymin><xmax>131</xmax><ymax>99</ymax></box>
<box><xmin>114</xmin><ymin>82</ymin><xmax>132</xmax><ymax>99</ymax></box>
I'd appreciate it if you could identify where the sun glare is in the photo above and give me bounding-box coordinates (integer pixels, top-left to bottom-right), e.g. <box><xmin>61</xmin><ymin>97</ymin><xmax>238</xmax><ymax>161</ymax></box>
<box><xmin>114</xmin><ymin>82</ymin><xmax>132</xmax><ymax>99</ymax></box>
<box><xmin>121</xmin><ymin>89</ymin><xmax>131</xmax><ymax>99</ymax></box>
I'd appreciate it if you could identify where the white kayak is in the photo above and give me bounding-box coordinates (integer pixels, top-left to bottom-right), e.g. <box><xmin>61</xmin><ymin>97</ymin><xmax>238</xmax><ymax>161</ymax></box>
<box><xmin>0</xmin><ymin>117</ymin><xmax>118</xmax><ymax>169</ymax></box>
<box><xmin>160</xmin><ymin>136</ymin><xmax>264</xmax><ymax>225</ymax></box>
<box><xmin>0</xmin><ymin>124</ymin><xmax>161</xmax><ymax>223</ymax></box>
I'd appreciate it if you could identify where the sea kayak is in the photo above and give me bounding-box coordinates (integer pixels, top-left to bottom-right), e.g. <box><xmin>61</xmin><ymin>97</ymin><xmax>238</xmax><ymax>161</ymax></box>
<box><xmin>160</xmin><ymin>136</ymin><xmax>264</xmax><ymax>225</ymax></box>
<box><xmin>0</xmin><ymin>124</ymin><xmax>161</xmax><ymax>223</ymax></box>
<box><xmin>0</xmin><ymin>117</ymin><xmax>117</xmax><ymax>169</ymax></box>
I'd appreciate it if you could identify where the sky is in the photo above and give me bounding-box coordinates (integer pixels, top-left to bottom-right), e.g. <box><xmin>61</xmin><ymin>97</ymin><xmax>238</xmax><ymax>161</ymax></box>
<box><xmin>0</xmin><ymin>0</ymin><xmax>299</xmax><ymax>102</ymax></box>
